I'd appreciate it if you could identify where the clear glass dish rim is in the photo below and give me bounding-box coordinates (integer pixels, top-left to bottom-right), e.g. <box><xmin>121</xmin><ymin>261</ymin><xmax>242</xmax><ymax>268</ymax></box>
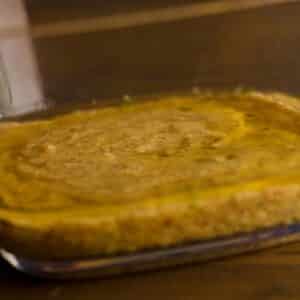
<box><xmin>2</xmin><ymin>223</ymin><xmax>300</xmax><ymax>279</ymax></box>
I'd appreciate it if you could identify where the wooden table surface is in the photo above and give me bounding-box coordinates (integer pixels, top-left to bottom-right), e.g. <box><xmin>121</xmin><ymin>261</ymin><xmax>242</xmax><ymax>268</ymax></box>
<box><xmin>2</xmin><ymin>1</ymin><xmax>300</xmax><ymax>299</ymax></box>
<box><xmin>2</xmin><ymin>242</ymin><xmax>300</xmax><ymax>300</ymax></box>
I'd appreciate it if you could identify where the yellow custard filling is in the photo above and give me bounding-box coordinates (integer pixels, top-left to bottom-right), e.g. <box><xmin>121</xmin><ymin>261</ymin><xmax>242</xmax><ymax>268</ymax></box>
<box><xmin>0</xmin><ymin>91</ymin><xmax>300</xmax><ymax>259</ymax></box>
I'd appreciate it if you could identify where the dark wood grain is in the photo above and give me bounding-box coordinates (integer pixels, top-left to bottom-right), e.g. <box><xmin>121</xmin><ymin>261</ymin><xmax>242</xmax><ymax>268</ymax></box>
<box><xmin>29</xmin><ymin>1</ymin><xmax>300</xmax><ymax>106</ymax></box>
<box><xmin>25</xmin><ymin>0</ymin><xmax>215</xmax><ymax>25</ymax></box>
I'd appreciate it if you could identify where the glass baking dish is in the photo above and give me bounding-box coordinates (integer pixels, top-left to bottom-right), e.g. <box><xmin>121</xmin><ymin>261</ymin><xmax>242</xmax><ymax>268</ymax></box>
<box><xmin>1</xmin><ymin>0</ymin><xmax>300</xmax><ymax>279</ymax></box>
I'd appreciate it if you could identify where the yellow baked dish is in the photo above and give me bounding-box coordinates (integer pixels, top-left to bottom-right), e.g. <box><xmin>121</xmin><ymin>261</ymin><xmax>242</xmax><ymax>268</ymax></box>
<box><xmin>1</xmin><ymin>91</ymin><xmax>300</xmax><ymax>259</ymax></box>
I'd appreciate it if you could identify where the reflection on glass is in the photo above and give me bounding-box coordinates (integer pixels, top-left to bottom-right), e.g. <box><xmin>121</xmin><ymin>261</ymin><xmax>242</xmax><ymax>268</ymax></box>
<box><xmin>0</xmin><ymin>0</ymin><xmax>43</xmax><ymax>117</ymax></box>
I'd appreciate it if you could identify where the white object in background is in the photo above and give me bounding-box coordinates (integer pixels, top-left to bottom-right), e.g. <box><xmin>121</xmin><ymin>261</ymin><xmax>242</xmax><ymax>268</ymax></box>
<box><xmin>0</xmin><ymin>0</ymin><xmax>44</xmax><ymax>117</ymax></box>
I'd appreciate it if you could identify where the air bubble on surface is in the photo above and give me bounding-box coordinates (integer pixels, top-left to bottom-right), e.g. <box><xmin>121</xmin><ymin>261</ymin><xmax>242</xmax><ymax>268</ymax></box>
<box><xmin>191</xmin><ymin>87</ymin><xmax>201</xmax><ymax>95</ymax></box>
<box><xmin>122</xmin><ymin>95</ymin><xmax>133</xmax><ymax>104</ymax></box>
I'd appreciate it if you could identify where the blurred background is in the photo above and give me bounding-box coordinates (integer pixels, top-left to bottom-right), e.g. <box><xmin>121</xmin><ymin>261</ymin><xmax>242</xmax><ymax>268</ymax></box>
<box><xmin>0</xmin><ymin>0</ymin><xmax>300</xmax><ymax>117</ymax></box>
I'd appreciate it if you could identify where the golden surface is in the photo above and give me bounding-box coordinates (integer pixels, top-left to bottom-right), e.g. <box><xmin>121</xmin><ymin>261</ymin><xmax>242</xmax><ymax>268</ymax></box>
<box><xmin>1</xmin><ymin>91</ymin><xmax>300</xmax><ymax>259</ymax></box>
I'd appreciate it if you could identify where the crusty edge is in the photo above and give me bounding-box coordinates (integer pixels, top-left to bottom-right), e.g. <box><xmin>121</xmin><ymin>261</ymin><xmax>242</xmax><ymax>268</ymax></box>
<box><xmin>0</xmin><ymin>184</ymin><xmax>300</xmax><ymax>260</ymax></box>
<box><xmin>0</xmin><ymin>122</ymin><xmax>20</xmax><ymax>130</ymax></box>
